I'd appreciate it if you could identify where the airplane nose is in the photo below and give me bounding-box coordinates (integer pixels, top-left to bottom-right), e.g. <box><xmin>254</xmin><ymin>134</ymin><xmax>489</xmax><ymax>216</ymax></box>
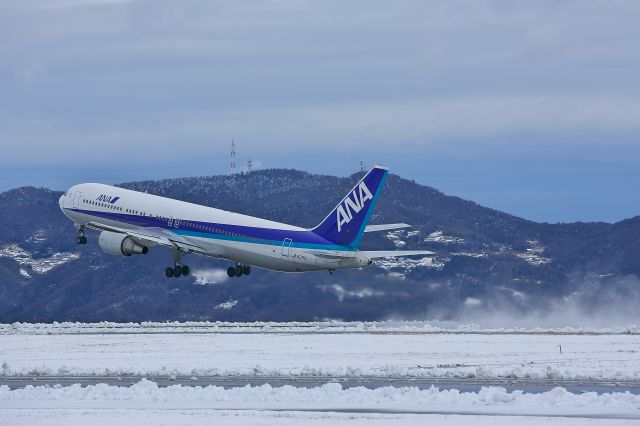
<box><xmin>59</xmin><ymin>192</ymin><xmax>69</xmax><ymax>211</ymax></box>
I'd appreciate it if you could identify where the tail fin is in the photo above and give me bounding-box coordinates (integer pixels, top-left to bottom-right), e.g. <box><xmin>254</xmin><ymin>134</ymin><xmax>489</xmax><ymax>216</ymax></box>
<box><xmin>311</xmin><ymin>165</ymin><xmax>388</xmax><ymax>249</ymax></box>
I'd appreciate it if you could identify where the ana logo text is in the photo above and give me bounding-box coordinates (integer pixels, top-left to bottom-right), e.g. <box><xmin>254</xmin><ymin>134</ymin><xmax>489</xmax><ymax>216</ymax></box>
<box><xmin>96</xmin><ymin>194</ymin><xmax>120</xmax><ymax>204</ymax></box>
<box><xmin>336</xmin><ymin>182</ymin><xmax>373</xmax><ymax>232</ymax></box>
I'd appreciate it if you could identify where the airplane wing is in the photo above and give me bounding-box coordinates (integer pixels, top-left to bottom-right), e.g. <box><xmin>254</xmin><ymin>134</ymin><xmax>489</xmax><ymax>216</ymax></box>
<box><xmin>360</xmin><ymin>250</ymin><xmax>434</xmax><ymax>258</ymax></box>
<box><xmin>364</xmin><ymin>223</ymin><xmax>411</xmax><ymax>233</ymax></box>
<box><xmin>86</xmin><ymin>222</ymin><xmax>210</xmax><ymax>255</ymax></box>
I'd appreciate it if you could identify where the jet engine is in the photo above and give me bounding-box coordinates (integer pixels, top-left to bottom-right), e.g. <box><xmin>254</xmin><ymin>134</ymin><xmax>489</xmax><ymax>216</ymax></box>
<box><xmin>98</xmin><ymin>231</ymin><xmax>148</xmax><ymax>256</ymax></box>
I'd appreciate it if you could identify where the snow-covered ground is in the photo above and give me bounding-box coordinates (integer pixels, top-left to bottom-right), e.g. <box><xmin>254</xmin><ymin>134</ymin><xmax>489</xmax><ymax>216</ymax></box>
<box><xmin>3</xmin><ymin>409</ymin><xmax>637</xmax><ymax>426</ymax></box>
<box><xmin>0</xmin><ymin>244</ymin><xmax>79</xmax><ymax>275</ymax></box>
<box><xmin>424</xmin><ymin>230</ymin><xmax>465</xmax><ymax>244</ymax></box>
<box><xmin>1</xmin><ymin>322</ymin><xmax>639</xmax><ymax>381</ymax></box>
<box><xmin>3</xmin><ymin>320</ymin><xmax>639</xmax><ymax>335</ymax></box>
<box><xmin>2</xmin><ymin>379</ymin><xmax>640</xmax><ymax>423</ymax></box>
<box><xmin>2</xmin><ymin>322</ymin><xmax>639</xmax><ymax>424</ymax></box>
<box><xmin>515</xmin><ymin>240</ymin><xmax>552</xmax><ymax>266</ymax></box>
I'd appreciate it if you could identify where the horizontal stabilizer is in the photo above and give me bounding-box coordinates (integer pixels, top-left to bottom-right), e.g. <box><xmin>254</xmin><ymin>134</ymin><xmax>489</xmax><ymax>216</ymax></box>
<box><xmin>311</xmin><ymin>252</ymin><xmax>354</xmax><ymax>260</ymax></box>
<box><xmin>364</xmin><ymin>223</ymin><xmax>411</xmax><ymax>233</ymax></box>
<box><xmin>361</xmin><ymin>250</ymin><xmax>434</xmax><ymax>258</ymax></box>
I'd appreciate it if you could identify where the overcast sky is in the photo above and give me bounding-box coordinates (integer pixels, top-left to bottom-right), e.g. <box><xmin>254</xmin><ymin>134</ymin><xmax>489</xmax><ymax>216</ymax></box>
<box><xmin>2</xmin><ymin>0</ymin><xmax>639</xmax><ymax>223</ymax></box>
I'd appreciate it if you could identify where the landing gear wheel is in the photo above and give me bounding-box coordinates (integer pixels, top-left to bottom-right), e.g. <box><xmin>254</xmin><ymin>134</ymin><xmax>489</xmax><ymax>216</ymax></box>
<box><xmin>242</xmin><ymin>265</ymin><xmax>251</xmax><ymax>275</ymax></box>
<box><xmin>235</xmin><ymin>265</ymin><xmax>244</xmax><ymax>276</ymax></box>
<box><xmin>173</xmin><ymin>265</ymin><xmax>182</xmax><ymax>277</ymax></box>
<box><xmin>167</xmin><ymin>248</ymin><xmax>191</xmax><ymax>278</ymax></box>
<box><xmin>227</xmin><ymin>267</ymin><xmax>236</xmax><ymax>277</ymax></box>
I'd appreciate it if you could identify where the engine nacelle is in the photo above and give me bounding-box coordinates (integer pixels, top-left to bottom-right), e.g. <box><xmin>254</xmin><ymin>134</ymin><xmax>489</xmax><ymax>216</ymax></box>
<box><xmin>98</xmin><ymin>231</ymin><xmax>148</xmax><ymax>257</ymax></box>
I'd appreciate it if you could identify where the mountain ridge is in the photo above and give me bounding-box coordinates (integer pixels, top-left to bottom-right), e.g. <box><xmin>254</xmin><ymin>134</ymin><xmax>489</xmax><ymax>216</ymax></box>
<box><xmin>0</xmin><ymin>168</ymin><xmax>638</xmax><ymax>322</ymax></box>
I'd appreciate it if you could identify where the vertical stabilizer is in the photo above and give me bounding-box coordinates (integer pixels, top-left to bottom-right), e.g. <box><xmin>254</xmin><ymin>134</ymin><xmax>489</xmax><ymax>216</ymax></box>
<box><xmin>311</xmin><ymin>166</ymin><xmax>388</xmax><ymax>249</ymax></box>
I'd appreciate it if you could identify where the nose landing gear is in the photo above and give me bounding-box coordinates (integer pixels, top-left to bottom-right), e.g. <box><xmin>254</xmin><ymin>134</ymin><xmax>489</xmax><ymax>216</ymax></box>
<box><xmin>76</xmin><ymin>226</ymin><xmax>87</xmax><ymax>245</ymax></box>
<box><xmin>227</xmin><ymin>263</ymin><xmax>251</xmax><ymax>278</ymax></box>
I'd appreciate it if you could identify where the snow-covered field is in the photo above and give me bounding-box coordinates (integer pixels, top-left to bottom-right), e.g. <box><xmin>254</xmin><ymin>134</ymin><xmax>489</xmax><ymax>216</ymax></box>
<box><xmin>2</xmin><ymin>379</ymin><xmax>640</xmax><ymax>424</ymax></box>
<box><xmin>1</xmin><ymin>322</ymin><xmax>639</xmax><ymax>381</ymax></box>
<box><xmin>1</xmin><ymin>321</ymin><xmax>640</xmax><ymax>424</ymax></box>
<box><xmin>3</xmin><ymin>409</ymin><xmax>638</xmax><ymax>426</ymax></box>
<box><xmin>3</xmin><ymin>320</ymin><xmax>638</xmax><ymax>335</ymax></box>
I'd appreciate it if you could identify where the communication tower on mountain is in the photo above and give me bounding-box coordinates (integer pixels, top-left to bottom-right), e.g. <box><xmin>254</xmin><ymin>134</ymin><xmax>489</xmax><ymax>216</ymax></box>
<box><xmin>230</xmin><ymin>140</ymin><xmax>237</xmax><ymax>176</ymax></box>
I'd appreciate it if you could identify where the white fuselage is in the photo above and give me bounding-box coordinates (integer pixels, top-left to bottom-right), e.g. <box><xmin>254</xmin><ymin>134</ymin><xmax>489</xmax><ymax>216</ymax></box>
<box><xmin>59</xmin><ymin>183</ymin><xmax>371</xmax><ymax>272</ymax></box>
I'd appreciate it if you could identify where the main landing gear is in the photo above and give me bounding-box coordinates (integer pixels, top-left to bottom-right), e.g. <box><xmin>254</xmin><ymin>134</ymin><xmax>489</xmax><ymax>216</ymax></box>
<box><xmin>227</xmin><ymin>263</ymin><xmax>251</xmax><ymax>278</ymax></box>
<box><xmin>165</xmin><ymin>264</ymin><xmax>190</xmax><ymax>278</ymax></box>
<box><xmin>76</xmin><ymin>226</ymin><xmax>87</xmax><ymax>245</ymax></box>
<box><xmin>165</xmin><ymin>248</ymin><xmax>190</xmax><ymax>278</ymax></box>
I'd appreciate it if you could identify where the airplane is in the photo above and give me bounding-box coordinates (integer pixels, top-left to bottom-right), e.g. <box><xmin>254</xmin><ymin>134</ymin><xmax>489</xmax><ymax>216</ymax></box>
<box><xmin>58</xmin><ymin>165</ymin><xmax>433</xmax><ymax>278</ymax></box>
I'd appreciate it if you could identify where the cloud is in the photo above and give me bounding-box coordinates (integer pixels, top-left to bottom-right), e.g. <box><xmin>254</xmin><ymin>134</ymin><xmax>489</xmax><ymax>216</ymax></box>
<box><xmin>2</xmin><ymin>0</ymin><xmax>640</xmax><ymax>220</ymax></box>
<box><xmin>3</xmin><ymin>1</ymin><xmax>640</xmax><ymax>157</ymax></box>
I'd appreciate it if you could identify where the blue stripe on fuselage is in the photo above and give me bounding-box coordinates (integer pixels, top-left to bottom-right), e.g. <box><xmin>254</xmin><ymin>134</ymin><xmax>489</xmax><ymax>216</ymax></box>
<box><xmin>69</xmin><ymin>208</ymin><xmax>355</xmax><ymax>251</ymax></box>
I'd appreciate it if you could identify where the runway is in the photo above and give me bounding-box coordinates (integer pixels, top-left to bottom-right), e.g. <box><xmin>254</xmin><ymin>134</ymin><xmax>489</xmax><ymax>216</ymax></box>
<box><xmin>2</xmin><ymin>375</ymin><xmax>640</xmax><ymax>394</ymax></box>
